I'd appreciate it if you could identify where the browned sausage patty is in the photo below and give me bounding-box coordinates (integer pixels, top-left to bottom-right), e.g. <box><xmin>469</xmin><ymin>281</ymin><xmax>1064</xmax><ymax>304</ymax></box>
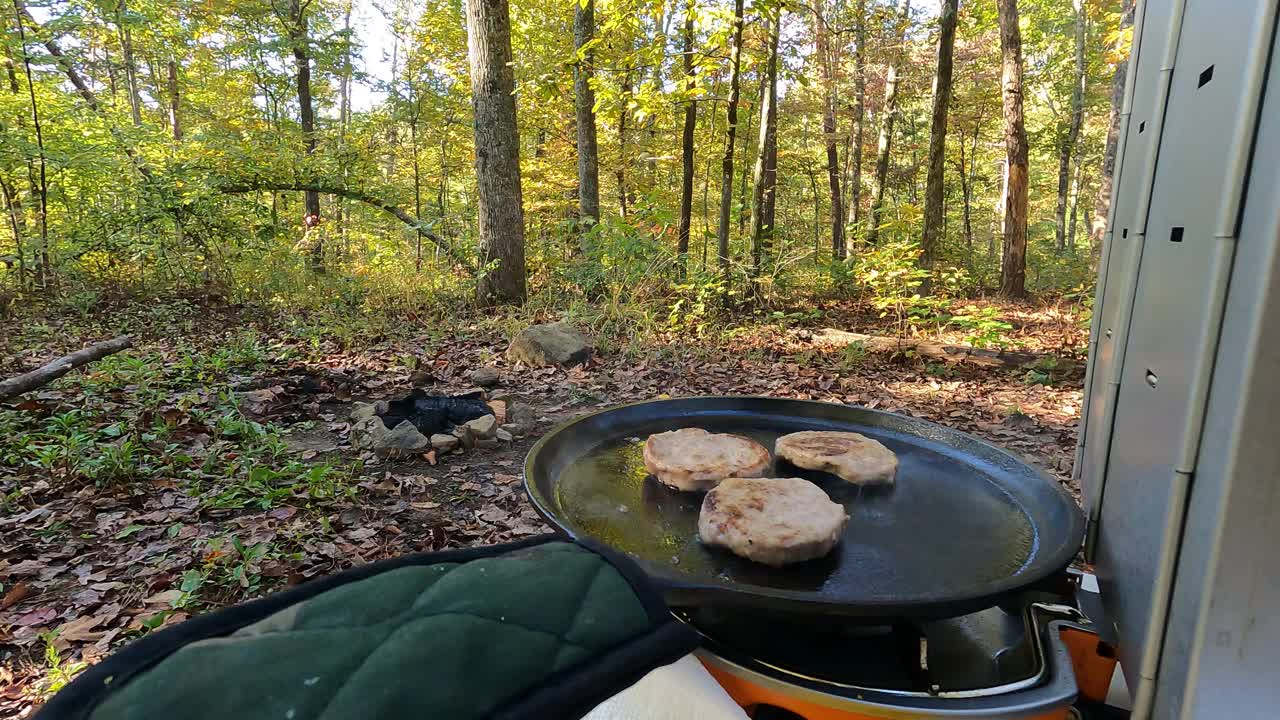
<box><xmin>698</xmin><ymin>477</ymin><xmax>848</xmax><ymax>566</ymax></box>
<box><xmin>775</xmin><ymin>431</ymin><xmax>898</xmax><ymax>485</ymax></box>
<box><xmin>643</xmin><ymin>428</ymin><xmax>771</xmax><ymax>492</ymax></box>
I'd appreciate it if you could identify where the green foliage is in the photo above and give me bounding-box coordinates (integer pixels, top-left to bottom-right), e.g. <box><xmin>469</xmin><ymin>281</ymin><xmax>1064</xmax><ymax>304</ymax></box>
<box><xmin>949</xmin><ymin>304</ymin><xmax>1015</xmax><ymax>349</ymax></box>
<box><xmin>0</xmin><ymin>0</ymin><xmax>1114</xmax><ymax>323</ymax></box>
<box><xmin>36</xmin><ymin>631</ymin><xmax>90</xmax><ymax>699</ymax></box>
<box><xmin>853</xmin><ymin>240</ymin><xmax>938</xmax><ymax>337</ymax></box>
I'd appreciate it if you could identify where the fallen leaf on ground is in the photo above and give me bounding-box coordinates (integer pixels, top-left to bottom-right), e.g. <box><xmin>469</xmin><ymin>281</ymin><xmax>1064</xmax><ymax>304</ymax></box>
<box><xmin>13</xmin><ymin>608</ymin><xmax>57</xmax><ymax>626</ymax></box>
<box><xmin>0</xmin><ymin>583</ymin><xmax>31</xmax><ymax>610</ymax></box>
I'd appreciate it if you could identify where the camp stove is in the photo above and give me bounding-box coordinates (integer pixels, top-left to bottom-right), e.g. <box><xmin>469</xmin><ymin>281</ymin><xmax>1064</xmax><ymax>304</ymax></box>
<box><xmin>680</xmin><ymin>578</ymin><xmax>1118</xmax><ymax>720</ymax></box>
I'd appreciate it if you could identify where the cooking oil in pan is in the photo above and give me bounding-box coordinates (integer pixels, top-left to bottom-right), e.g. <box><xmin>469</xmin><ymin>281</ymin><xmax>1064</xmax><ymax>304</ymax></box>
<box><xmin>554</xmin><ymin>428</ymin><xmax>1037</xmax><ymax>600</ymax></box>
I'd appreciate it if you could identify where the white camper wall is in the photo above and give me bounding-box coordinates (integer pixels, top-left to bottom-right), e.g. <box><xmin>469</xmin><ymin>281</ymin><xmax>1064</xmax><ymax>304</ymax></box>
<box><xmin>1079</xmin><ymin>0</ymin><xmax>1280</xmax><ymax>717</ymax></box>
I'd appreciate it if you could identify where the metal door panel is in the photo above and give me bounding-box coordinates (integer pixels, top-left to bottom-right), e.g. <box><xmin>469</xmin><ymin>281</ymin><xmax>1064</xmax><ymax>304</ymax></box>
<box><xmin>1081</xmin><ymin>0</ymin><xmax>1178</xmax><ymax>537</ymax></box>
<box><xmin>1095</xmin><ymin>0</ymin><xmax>1272</xmax><ymax>703</ymax></box>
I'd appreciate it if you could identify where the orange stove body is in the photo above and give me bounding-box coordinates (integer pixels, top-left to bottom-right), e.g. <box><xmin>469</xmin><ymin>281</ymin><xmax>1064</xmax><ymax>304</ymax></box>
<box><xmin>700</xmin><ymin>626</ymin><xmax>1118</xmax><ymax>720</ymax></box>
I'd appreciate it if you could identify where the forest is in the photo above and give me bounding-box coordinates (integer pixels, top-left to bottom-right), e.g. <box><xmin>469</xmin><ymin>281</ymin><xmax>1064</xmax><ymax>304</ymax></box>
<box><xmin>0</xmin><ymin>0</ymin><xmax>1131</xmax><ymax>707</ymax></box>
<box><xmin>0</xmin><ymin>0</ymin><xmax>1131</xmax><ymax>310</ymax></box>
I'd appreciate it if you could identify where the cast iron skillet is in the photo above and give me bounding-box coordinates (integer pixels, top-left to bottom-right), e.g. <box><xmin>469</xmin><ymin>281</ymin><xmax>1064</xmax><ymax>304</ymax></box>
<box><xmin>524</xmin><ymin>397</ymin><xmax>1084</xmax><ymax>619</ymax></box>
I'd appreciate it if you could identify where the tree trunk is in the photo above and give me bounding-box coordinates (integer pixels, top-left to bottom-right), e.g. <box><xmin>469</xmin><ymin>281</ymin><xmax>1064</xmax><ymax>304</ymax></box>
<box><xmin>3</xmin><ymin>28</ymin><xmax>26</xmax><ymax>284</ymax></box>
<box><xmin>337</xmin><ymin>0</ymin><xmax>352</xmax><ymax>249</ymax></box>
<box><xmin>676</xmin><ymin>0</ymin><xmax>696</xmax><ymax>275</ymax></box>
<box><xmin>1</xmin><ymin>179</ymin><xmax>25</xmax><ymax>286</ymax></box>
<box><xmin>617</xmin><ymin>68</ymin><xmax>631</xmax><ymax>218</ymax></box>
<box><xmin>991</xmin><ymin>157</ymin><xmax>1006</xmax><ymax>261</ymax></box>
<box><xmin>865</xmin><ymin>0</ymin><xmax>910</xmax><ymax>245</ymax></box>
<box><xmin>957</xmin><ymin>141</ymin><xmax>973</xmax><ymax>249</ymax></box>
<box><xmin>997</xmin><ymin>0</ymin><xmax>1029</xmax><ymax>299</ymax></box>
<box><xmin>410</xmin><ymin>109</ymin><xmax>423</xmax><ymax>270</ymax></box>
<box><xmin>716</xmin><ymin>0</ymin><xmax>744</xmax><ymax>278</ymax></box>
<box><xmin>11</xmin><ymin>0</ymin><xmax>47</xmax><ymax>287</ymax></box>
<box><xmin>1054</xmin><ymin>0</ymin><xmax>1086</xmax><ymax>252</ymax></box>
<box><xmin>645</xmin><ymin>1</ymin><xmax>667</xmax><ymax>182</ymax></box>
<box><xmin>288</xmin><ymin>0</ymin><xmax>322</xmax><ymax>270</ymax></box>
<box><xmin>846</xmin><ymin>0</ymin><xmax>867</xmax><ymax>232</ymax></box>
<box><xmin>574</xmin><ymin>0</ymin><xmax>600</xmax><ymax>247</ymax></box>
<box><xmin>750</xmin><ymin>9</ymin><xmax>781</xmax><ymax>277</ymax></box>
<box><xmin>812</xmin><ymin>1</ymin><xmax>843</xmax><ymax>260</ymax></box>
<box><xmin>737</xmin><ymin>73</ymin><xmax>758</xmax><ymax>235</ymax></box>
<box><xmin>116</xmin><ymin>0</ymin><xmax>142</xmax><ymax>127</ymax></box>
<box><xmin>1067</xmin><ymin>160</ymin><xmax>1082</xmax><ymax>252</ymax></box>
<box><xmin>921</xmin><ymin>0</ymin><xmax>958</xmax><ymax>284</ymax></box>
<box><xmin>466</xmin><ymin>0</ymin><xmax>527</xmax><ymax>304</ymax></box>
<box><xmin>1090</xmin><ymin>0</ymin><xmax>1135</xmax><ymax>256</ymax></box>
<box><xmin>166</xmin><ymin>60</ymin><xmax>181</xmax><ymax>141</ymax></box>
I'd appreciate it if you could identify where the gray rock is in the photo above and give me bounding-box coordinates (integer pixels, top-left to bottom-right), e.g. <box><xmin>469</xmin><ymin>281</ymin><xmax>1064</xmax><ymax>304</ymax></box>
<box><xmin>496</xmin><ymin>428</ymin><xmax>514</xmax><ymax>443</ymax></box>
<box><xmin>505</xmin><ymin>402</ymin><xmax>537</xmax><ymax>435</ymax></box>
<box><xmin>451</xmin><ymin>424</ymin><xmax>475</xmax><ymax>448</ymax></box>
<box><xmin>469</xmin><ymin>367</ymin><xmax>501</xmax><ymax>387</ymax></box>
<box><xmin>474</xmin><ymin>437</ymin><xmax>500</xmax><ymax>449</ymax></box>
<box><xmin>489</xmin><ymin>390</ymin><xmax>512</xmax><ymax>402</ymax></box>
<box><xmin>351</xmin><ymin>413</ymin><xmax>430</xmax><ymax>456</ymax></box>
<box><xmin>350</xmin><ymin>402</ymin><xmax>378</xmax><ymax>421</ymax></box>
<box><xmin>377</xmin><ymin>421</ymin><xmax>431</xmax><ymax>456</ymax></box>
<box><xmin>506</xmin><ymin>322</ymin><xmax>593</xmax><ymax>367</ymax></box>
<box><xmin>465</xmin><ymin>414</ymin><xmax>498</xmax><ymax>439</ymax></box>
<box><xmin>349</xmin><ymin>415</ymin><xmax>386</xmax><ymax>450</ymax></box>
<box><xmin>500</xmin><ymin>423</ymin><xmax>522</xmax><ymax>438</ymax></box>
<box><xmin>430</xmin><ymin>433</ymin><xmax>460</xmax><ymax>453</ymax></box>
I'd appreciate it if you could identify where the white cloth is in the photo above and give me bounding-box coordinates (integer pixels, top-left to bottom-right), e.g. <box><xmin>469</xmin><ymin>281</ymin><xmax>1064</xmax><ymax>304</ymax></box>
<box><xmin>582</xmin><ymin>654</ymin><xmax>750</xmax><ymax>720</ymax></box>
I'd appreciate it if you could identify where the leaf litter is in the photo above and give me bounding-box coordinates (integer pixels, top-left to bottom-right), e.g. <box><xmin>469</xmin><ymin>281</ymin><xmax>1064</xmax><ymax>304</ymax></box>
<box><xmin>0</xmin><ymin>299</ymin><xmax>1084</xmax><ymax>713</ymax></box>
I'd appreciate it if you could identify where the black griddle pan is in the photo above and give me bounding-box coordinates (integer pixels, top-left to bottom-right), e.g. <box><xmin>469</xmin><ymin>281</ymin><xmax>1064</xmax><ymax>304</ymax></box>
<box><xmin>524</xmin><ymin>397</ymin><xmax>1084</xmax><ymax>619</ymax></box>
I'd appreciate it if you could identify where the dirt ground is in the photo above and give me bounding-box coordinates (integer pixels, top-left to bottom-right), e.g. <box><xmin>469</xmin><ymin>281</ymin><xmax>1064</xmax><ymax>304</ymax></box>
<box><xmin>0</xmin><ymin>298</ymin><xmax>1086</xmax><ymax>712</ymax></box>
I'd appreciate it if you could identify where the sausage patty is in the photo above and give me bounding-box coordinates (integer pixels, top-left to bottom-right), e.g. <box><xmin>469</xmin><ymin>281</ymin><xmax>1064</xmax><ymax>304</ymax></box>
<box><xmin>698</xmin><ymin>477</ymin><xmax>848</xmax><ymax>567</ymax></box>
<box><xmin>775</xmin><ymin>430</ymin><xmax>898</xmax><ymax>485</ymax></box>
<box><xmin>643</xmin><ymin>428</ymin><xmax>771</xmax><ymax>492</ymax></box>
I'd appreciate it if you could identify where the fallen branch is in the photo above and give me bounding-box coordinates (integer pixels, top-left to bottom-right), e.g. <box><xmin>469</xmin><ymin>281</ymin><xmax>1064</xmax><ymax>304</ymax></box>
<box><xmin>217</xmin><ymin>182</ymin><xmax>472</xmax><ymax>271</ymax></box>
<box><xmin>808</xmin><ymin>328</ymin><xmax>1075</xmax><ymax>372</ymax></box>
<box><xmin>0</xmin><ymin>336</ymin><xmax>133</xmax><ymax>402</ymax></box>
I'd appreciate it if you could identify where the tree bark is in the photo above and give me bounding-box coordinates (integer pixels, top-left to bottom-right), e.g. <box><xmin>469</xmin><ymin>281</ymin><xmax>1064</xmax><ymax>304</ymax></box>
<box><xmin>645</xmin><ymin>2</ymin><xmax>668</xmax><ymax>182</ymax></box>
<box><xmin>921</xmin><ymin>0</ymin><xmax>958</xmax><ymax>283</ymax></box>
<box><xmin>337</xmin><ymin>0</ymin><xmax>352</xmax><ymax>248</ymax></box>
<box><xmin>676</xmin><ymin>0</ymin><xmax>696</xmax><ymax>275</ymax></box>
<box><xmin>1090</xmin><ymin>0</ymin><xmax>1135</xmax><ymax>256</ymax></box>
<box><xmin>1055</xmin><ymin>0</ymin><xmax>1086</xmax><ymax>252</ymax></box>
<box><xmin>11</xmin><ymin>0</ymin><xmax>47</xmax><ymax>287</ymax></box>
<box><xmin>287</xmin><ymin>0</ymin><xmax>322</xmax><ymax>270</ymax></box>
<box><xmin>956</xmin><ymin>141</ymin><xmax>973</xmax><ymax>249</ymax></box>
<box><xmin>617</xmin><ymin>68</ymin><xmax>631</xmax><ymax>218</ymax></box>
<box><xmin>997</xmin><ymin>0</ymin><xmax>1029</xmax><ymax>298</ymax></box>
<box><xmin>750</xmin><ymin>9</ymin><xmax>781</xmax><ymax>277</ymax></box>
<box><xmin>116</xmin><ymin>0</ymin><xmax>142</xmax><ymax>127</ymax></box>
<box><xmin>167</xmin><ymin>60</ymin><xmax>181</xmax><ymax>141</ymax></box>
<box><xmin>0</xmin><ymin>336</ymin><xmax>133</xmax><ymax>402</ymax></box>
<box><xmin>737</xmin><ymin>73</ymin><xmax>758</xmax><ymax>236</ymax></box>
<box><xmin>1067</xmin><ymin>160</ymin><xmax>1082</xmax><ymax>252</ymax></box>
<box><xmin>716</xmin><ymin>0</ymin><xmax>744</xmax><ymax>278</ymax></box>
<box><xmin>845</xmin><ymin>0</ymin><xmax>867</xmax><ymax>232</ymax></box>
<box><xmin>466</xmin><ymin>0</ymin><xmax>527</xmax><ymax>305</ymax></box>
<box><xmin>865</xmin><ymin>0</ymin><xmax>910</xmax><ymax>245</ymax></box>
<box><xmin>574</xmin><ymin>0</ymin><xmax>600</xmax><ymax>247</ymax></box>
<box><xmin>812</xmin><ymin>0</ymin><xmax>843</xmax><ymax>260</ymax></box>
